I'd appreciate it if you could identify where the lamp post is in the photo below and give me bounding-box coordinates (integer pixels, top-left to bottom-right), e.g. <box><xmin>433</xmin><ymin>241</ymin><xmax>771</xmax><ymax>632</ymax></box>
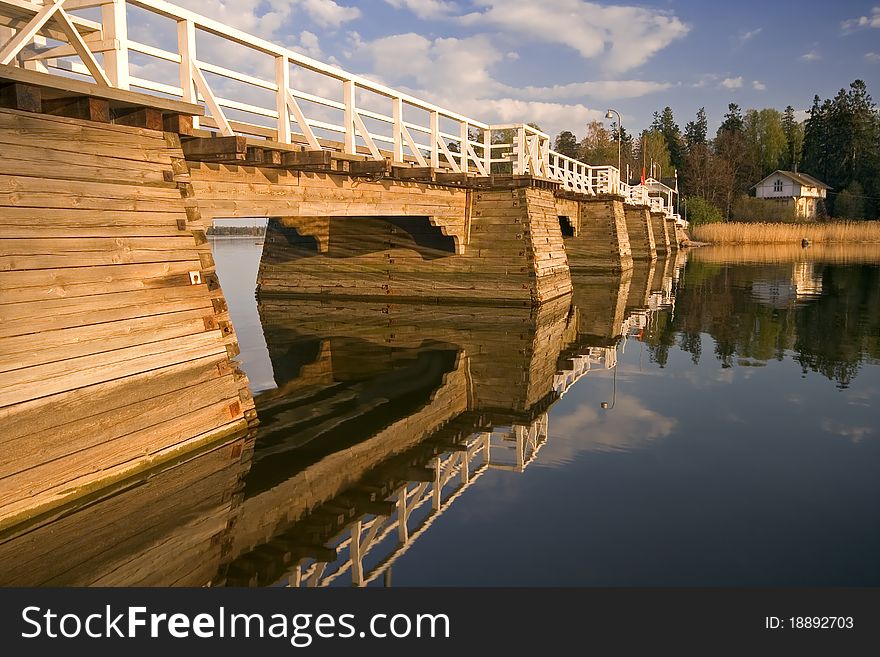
<box><xmin>605</xmin><ymin>108</ymin><xmax>622</xmax><ymax>176</ymax></box>
<box><xmin>600</xmin><ymin>360</ymin><xmax>618</xmax><ymax>410</ymax></box>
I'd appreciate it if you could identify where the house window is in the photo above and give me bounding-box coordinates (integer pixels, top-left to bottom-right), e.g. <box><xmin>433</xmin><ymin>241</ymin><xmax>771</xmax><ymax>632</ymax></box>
<box><xmin>773</xmin><ymin>179</ymin><xmax>783</xmax><ymax>192</ymax></box>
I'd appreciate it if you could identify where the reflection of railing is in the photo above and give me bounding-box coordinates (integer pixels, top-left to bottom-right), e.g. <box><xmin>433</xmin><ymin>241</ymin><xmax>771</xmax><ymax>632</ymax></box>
<box><xmin>1</xmin><ymin>0</ymin><xmax>680</xmax><ymax>215</ymax></box>
<box><xmin>553</xmin><ymin>347</ymin><xmax>616</xmax><ymax>397</ymax></box>
<box><xmin>279</xmin><ymin>416</ymin><xmax>548</xmax><ymax>588</ymax></box>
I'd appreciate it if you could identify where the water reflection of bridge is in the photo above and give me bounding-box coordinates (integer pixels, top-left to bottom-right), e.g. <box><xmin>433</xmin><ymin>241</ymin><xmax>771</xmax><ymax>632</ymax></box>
<box><xmin>0</xmin><ymin>257</ymin><xmax>682</xmax><ymax>586</ymax></box>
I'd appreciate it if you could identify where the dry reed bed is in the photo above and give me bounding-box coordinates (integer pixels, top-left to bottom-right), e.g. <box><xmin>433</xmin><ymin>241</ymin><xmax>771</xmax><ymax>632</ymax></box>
<box><xmin>693</xmin><ymin>221</ymin><xmax>880</xmax><ymax>244</ymax></box>
<box><xmin>690</xmin><ymin>243</ymin><xmax>880</xmax><ymax>265</ymax></box>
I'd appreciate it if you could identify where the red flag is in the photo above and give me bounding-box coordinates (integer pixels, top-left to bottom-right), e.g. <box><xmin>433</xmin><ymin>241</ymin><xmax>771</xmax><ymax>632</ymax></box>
<box><xmin>641</xmin><ymin>167</ymin><xmax>646</xmax><ymax>185</ymax></box>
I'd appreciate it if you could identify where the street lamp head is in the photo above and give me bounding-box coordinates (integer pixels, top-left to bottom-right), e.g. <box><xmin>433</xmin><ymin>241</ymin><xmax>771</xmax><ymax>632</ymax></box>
<box><xmin>605</xmin><ymin>110</ymin><xmax>614</xmax><ymax>119</ymax></box>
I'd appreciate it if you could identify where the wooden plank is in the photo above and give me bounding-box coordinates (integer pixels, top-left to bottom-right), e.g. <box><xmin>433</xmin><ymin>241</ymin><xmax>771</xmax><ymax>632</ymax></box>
<box><xmin>0</xmin><ymin>208</ymin><xmax>187</xmax><ymax>226</ymax></box>
<box><xmin>0</xmin><ymin>373</ymin><xmax>240</xmax><ymax>478</ymax></box>
<box><xmin>0</xmin><ymin>64</ymin><xmax>204</xmax><ymax>115</ymax></box>
<box><xmin>0</xmin><ymin>330</ymin><xmax>228</xmax><ymax>407</ymax></box>
<box><xmin>0</xmin><ymin>353</ymin><xmax>230</xmax><ymax>439</ymax></box>
<box><xmin>0</xmin><ymin>282</ymin><xmax>211</xmax><ymax>322</ymax></box>
<box><xmin>0</xmin><ymin>400</ymin><xmax>241</xmax><ymax>516</ymax></box>
<box><xmin>0</xmin><ymin>313</ymin><xmax>212</xmax><ymax>372</ymax></box>
<box><xmin>0</xmin><ymin>236</ymin><xmax>197</xmax><ymax>256</ymax></box>
<box><xmin>0</xmin><ymin>260</ymin><xmax>200</xmax><ymax>291</ymax></box>
<box><xmin>0</xmin><ymin>294</ymin><xmax>214</xmax><ymax>339</ymax></box>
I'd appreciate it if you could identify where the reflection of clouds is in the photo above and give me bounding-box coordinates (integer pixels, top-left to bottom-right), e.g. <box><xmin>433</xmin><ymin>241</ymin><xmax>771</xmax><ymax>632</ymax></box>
<box><xmin>716</xmin><ymin>369</ymin><xmax>736</xmax><ymax>383</ymax></box>
<box><xmin>540</xmin><ymin>394</ymin><xmax>677</xmax><ymax>466</ymax></box>
<box><xmin>786</xmin><ymin>393</ymin><xmax>804</xmax><ymax>405</ymax></box>
<box><xmin>821</xmin><ymin>419</ymin><xmax>874</xmax><ymax>444</ymax></box>
<box><xmin>845</xmin><ymin>388</ymin><xmax>877</xmax><ymax>408</ymax></box>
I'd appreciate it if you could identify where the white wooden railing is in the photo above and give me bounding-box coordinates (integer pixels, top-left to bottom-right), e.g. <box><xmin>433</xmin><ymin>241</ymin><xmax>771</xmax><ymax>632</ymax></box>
<box><xmin>0</xmin><ymin>0</ymin><xmax>676</xmax><ymax>215</ymax></box>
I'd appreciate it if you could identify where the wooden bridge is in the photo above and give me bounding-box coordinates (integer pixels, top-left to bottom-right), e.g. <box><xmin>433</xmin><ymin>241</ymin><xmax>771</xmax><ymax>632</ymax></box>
<box><xmin>0</xmin><ymin>0</ymin><xmax>691</xmax><ymax>533</ymax></box>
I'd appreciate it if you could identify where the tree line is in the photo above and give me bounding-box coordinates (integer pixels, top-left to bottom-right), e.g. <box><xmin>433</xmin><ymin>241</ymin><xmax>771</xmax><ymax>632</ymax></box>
<box><xmin>551</xmin><ymin>79</ymin><xmax>880</xmax><ymax>223</ymax></box>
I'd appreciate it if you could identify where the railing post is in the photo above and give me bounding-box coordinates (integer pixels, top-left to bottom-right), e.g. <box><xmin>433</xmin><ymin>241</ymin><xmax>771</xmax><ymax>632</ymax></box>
<box><xmin>429</xmin><ymin>110</ymin><xmax>439</xmax><ymax>168</ymax></box>
<box><xmin>275</xmin><ymin>54</ymin><xmax>290</xmax><ymax>144</ymax></box>
<box><xmin>101</xmin><ymin>0</ymin><xmax>129</xmax><ymax>89</ymax></box>
<box><xmin>343</xmin><ymin>79</ymin><xmax>356</xmax><ymax>155</ymax></box>
<box><xmin>460</xmin><ymin>121</ymin><xmax>469</xmax><ymax>173</ymax></box>
<box><xmin>177</xmin><ymin>18</ymin><xmax>198</xmax><ymax>128</ymax></box>
<box><xmin>516</xmin><ymin>124</ymin><xmax>526</xmax><ymax>175</ymax></box>
<box><xmin>483</xmin><ymin>127</ymin><xmax>491</xmax><ymax>175</ymax></box>
<box><xmin>392</xmin><ymin>96</ymin><xmax>403</xmax><ymax>163</ymax></box>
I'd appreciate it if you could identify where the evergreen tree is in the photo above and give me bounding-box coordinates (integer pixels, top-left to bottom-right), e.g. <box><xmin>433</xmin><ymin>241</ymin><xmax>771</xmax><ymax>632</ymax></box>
<box><xmin>684</xmin><ymin>107</ymin><xmax>708</xmax><ymax>149</ymax></box>
<box><xmin>553</xmin><ymin>130</ymin><xmax>579</xmax><ymax>159</ymax></box>
<box><xmin>781</xmin><ymin>105</ymin><xmax>804</xmax><ymax>171</ymax></box>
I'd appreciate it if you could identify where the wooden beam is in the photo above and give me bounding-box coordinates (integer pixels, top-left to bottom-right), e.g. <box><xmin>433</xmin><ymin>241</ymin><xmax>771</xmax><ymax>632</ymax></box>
<box><xmin>0</xmin><ymin>81</ymin><xmax>40</xmax><ymax>112</ymax></box>
<box><xmin>190</xmin><ymin>62</ymin><xmax>232</xmax><ymax>136</ymax></box>
<box><xmin>113</xmin><ymin>106</ymin><xmax>162</xmax><ymax>131</ymax></box>
<box><xmin>393</xmin><ymin>165</ymin><xmax>436</xmax><ymax>181</ymax></box>
<box><xmin>181</xmin><ymin>135</ymin><xmax>248</xmax><ymax>161</ymax></box>
<box><xmin>0</xmin><ymin>64</ymin><xmax>204</xmax><ymax>115</ymax></box>
<box><xmin>282</xmin><ymin>149</ymin><xmax>330</xmax><ymax>169</ymax></box>
<box><xmin>0</xmin><ymin>0</ymin><xmax>64</xmax><ymax>66</ymax></box>
<box><xmin>349</xmin><ymin>159</ymin><xmax>391</xmax><ymax>176</ymax></box>
<box><xmin>52</xmin><ymin>8</ymin><xmax>111</xmax><ymax>87</ymax></box>
<box><xmin>163</xmin><ymin>112</ymin><xmax>194</xmax><ymax>135</ymax></box>
<box><xmin>43</xmin><ymin>95</ymin><xmax>109</xmax><ymax>122</ymax></box>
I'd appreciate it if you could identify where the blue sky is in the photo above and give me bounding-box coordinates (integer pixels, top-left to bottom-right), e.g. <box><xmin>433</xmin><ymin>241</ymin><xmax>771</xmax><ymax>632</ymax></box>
<box><xmin>175</xmin><ymin>0</ymin><xmax>880</xmax><ymax>138</ymax></box>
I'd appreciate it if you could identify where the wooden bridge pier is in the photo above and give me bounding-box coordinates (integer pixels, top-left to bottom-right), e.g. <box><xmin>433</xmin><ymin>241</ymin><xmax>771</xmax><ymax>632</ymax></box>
<box><xmin>248</xmin><ymin>176</ymin><xmax>572</xmax><ymax>307</ymax></box>
<box><xmin>650</xmin><ymin>210</ymin><xmax>671</xmax><ymax>257</ymax></box>
<box><xmin>555</xmin><ymin>193</ymin><xmax>633</xmax><ymax>272</ymax></box>
<box><xmin>624</xmin><ymin>205</ymin><xmax>657</xmax><ymax>261</ymax></box>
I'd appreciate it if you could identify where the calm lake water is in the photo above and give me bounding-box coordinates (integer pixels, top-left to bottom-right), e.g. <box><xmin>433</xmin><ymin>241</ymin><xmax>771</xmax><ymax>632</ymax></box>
<box><xmin>7</xmin><ymin>238</ymin><xmax>880</xmax><ymax>586</ymax></box>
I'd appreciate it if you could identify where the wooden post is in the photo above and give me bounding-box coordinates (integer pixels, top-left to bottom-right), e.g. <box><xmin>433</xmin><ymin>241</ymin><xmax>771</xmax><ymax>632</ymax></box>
<box><xmin>275</xmin><ymin>55</ymin><xmax>290</xmax><ymax>144</ymax></box>
<box><xmin>392</xmin><ymin>96</ymin><xmax>403</xmax><ymax>163</ymax></box>
<box><xmin>101</xmin><ymin>0</ymin><xmax>129</xmax><ymax>89</ymax></box>
<box><xmin>397</xmin><ymin>488</ymin><xmax>408</xmax><ymax>543</ymax></box>
<box><xmin>429</xmin><ymin>110</ymin><xmax>439</xmax><ymax>169</ymax></box>
<box><xmin>460</xmin><ymin>121</ymin><xmax>469</xmax><ymax>173</ymax></box>
<box><xmin>350</xmin><ymin>520</ymin><xmax>363</xmax><ymax>586</ymax></box>
<box><xmin>483</xmin><ymin>127</ymin><xmax>491</xmax><ymax>175</ymax></box>
<box><xmin>516</xmin><ymin>125</ymin><xmax>526</xmax><ymax>175</ymax></box>
<box><xmin>343</xmin><ymin>79</ymin><xmax>355</xmax><ymax>155</ymax></box>
<box><xmin>177</xmin><ymin>19</ymin><xmax>198</xmax><ymax>129</ymax></box>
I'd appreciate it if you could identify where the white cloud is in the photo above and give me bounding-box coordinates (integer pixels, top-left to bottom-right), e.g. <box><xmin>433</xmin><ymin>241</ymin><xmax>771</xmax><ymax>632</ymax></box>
<box><xmin>384</xmin><ymin>0</ymin><xmax>460</xmax><ymax>19</ymax></box>
<box><xmin>721</xmin><ymin>76</ymin><xmax>743</xmax><ymax>89</ymax></box>
<box><xmin>352</xmin><ymin>32</ymin><xmax>504</xmax><ymax>96</ymax></box>
<box><xmin>800</xmin><ymin>50</ymin><xmax>822</xmax><ymax>61</ymax></box>
<box><xmin>174</xmin><ymin>0</ymin><xmax>360</xmax><ymax>32</ymax></box>
<box><xmin>297</xmin><ymin>30</ymin><xmax>324</xmax><ymax>59</ymax></box>
<box><xmin>457</xmin><ymin>0</ymin><xmax>689</xmax><ymax>73</ymax></box>
<box><xmin>350</xmin><ymin>31</ymin><xmax>669</xmax><ymax>135</ymax></box>
<box><xmin>752</xmin><ymin>80</ymin><xmax>766</xmax><ymax>91</ymax></box>
<box><xmin>517</xmin><ymin>80</ymin><xmax>673</xmax><ymax>101</ymax></box>
<box><xmin>841</xmin><ymin>6</ymin><xmax>880</xmax><ymax>33</ymax></box>
<box><xmin>294</xmin><ymin>0</ymin><xmax>361</xmax><ymax>28</ymax></box>
<box><xmin>737</xmin><ymin>27</ymin><xmax>762</xmax><ymax>43</ymax></box>
<box><xmin>693</xmin><ymin>73</ymin><xmax>720</xmax><ymax>88</ymax></box>
<box><xmin>866</xmin><ymin>52</ymin><xmax>880</xmax><ymax>62</ymax></box>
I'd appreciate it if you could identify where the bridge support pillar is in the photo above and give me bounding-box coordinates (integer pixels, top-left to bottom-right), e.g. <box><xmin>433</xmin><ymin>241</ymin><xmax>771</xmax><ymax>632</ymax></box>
<box><xmin>624</xmin><ymin>205</ymin><xmax>657</xmax><ymax>261</ymax></box>
<box><xmin>556</xmin><ymin>194</ymin><xmax>632</xmax><ymax>271</ymax></box>
<box><xmin>666</xmin><ymin>218</ymin><xmax>680</xmax><ymax>251</ymax></box>
<box><xmin>257</xmin><ymin>180</ymin><xmax>572</xmax><ymax>306</ymax></box>
<box><xmin>650</xmin><ymin>211</ymin><xmax>670</xmax><ymax>256</ymax></box>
